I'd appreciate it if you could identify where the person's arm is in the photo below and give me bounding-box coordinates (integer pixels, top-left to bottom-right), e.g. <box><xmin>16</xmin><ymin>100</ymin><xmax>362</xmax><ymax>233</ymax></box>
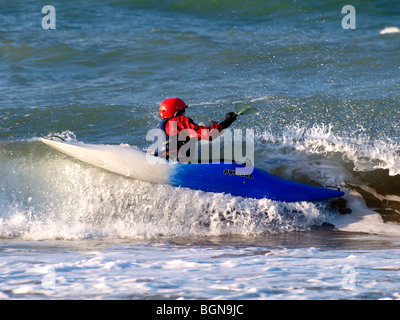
<box><xmin>182</xmin><ymin>117</ymin><xmax>223</xmax><ymax>141</ymax></box>
<box><xmin>166</xmin><ymin>113</ymin><xmax>237</xmax><ymax>141</ymax></box>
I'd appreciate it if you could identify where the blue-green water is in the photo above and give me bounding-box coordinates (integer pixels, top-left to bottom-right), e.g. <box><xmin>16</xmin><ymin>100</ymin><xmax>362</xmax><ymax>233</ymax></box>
<box><xmin>1</xmin><ymin>0</ymin><xmax>400</xmax><ymax>300</ymax></box>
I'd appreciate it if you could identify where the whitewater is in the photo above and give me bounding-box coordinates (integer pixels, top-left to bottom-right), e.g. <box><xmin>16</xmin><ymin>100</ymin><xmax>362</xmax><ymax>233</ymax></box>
<box><xmin>1</xmin><ymin>0</ymin><xmax>400</xmax><ymax>301</ymax></box>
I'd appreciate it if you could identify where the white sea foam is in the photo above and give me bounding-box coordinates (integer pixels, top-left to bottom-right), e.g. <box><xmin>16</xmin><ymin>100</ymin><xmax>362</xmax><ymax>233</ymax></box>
<box><xmin>2</xmin><ymin>241</ymin><xmax>400</xmax><ymax>299</ymax></box>
<box><xmin>332</xmin><ymin>189</ymin><xmax>400</xmax><ymax>236</ymax></box>
<box><xmin>380</xmin><ymin>27</ymin><xmax>400</xmax><ymax>34</ymax></box>
<box><xmin>256</xmin><ymin>124</ymin><xmax>400</xmax><ymax>176</ymax></box>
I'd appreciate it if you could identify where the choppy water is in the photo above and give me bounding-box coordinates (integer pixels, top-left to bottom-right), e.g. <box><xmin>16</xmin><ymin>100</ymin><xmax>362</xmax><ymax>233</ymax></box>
<box><xmin>1</xmin><ymin>0</ymin><xmax>400</xmax><ymax>300</ymax></box>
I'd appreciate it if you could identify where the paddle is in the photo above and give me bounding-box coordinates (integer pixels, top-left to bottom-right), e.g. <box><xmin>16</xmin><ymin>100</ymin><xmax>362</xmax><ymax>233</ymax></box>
<box><xmin>234</xmin><ymin>102</ymin><xmax>259</xmax><ymax>116</ymax></box>
<box><xmin>197</xmin><ymin>102</ymin><xmax>259</xmax><ymax>126</ymax></box>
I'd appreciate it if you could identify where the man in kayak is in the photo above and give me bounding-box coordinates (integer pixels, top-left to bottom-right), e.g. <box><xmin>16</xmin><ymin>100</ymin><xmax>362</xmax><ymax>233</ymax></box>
<box><xmin>153</xmin><ymin>97</ymin><xmax>237</xmax><ymax>162</ymax></box>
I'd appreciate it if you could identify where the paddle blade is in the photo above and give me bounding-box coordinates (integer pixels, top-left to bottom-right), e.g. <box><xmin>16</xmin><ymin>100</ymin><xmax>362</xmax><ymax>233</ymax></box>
<box><xmin>234</xmin><ymin>102</ymin><xmax>259</xmax><ymax>116</ymax></box>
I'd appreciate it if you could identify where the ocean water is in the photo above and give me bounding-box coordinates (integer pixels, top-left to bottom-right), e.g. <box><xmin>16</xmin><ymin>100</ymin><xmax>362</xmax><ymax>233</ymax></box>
<box><xmin>1</xmin><ymin>0</ymin><xmax>400</xmax><ymax>301</ymax></box>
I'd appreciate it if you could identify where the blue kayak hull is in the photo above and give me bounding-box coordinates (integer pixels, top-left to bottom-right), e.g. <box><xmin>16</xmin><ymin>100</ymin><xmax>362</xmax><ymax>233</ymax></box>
<box><xmin>170</xmin><ymin>162</ymin><xmax>344</xmax><ymax>202</ymax></box>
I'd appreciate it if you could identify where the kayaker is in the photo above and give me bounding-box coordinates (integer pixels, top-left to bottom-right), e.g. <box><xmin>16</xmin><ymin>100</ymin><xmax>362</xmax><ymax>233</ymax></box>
<box><xmin>154</xmin><ymin>97</ymin><xmax>237</xmax><ymax>162</ymax></box>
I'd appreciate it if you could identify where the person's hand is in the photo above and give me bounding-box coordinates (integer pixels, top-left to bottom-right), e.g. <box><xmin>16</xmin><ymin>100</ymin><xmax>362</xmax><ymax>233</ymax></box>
<box><xmin>225</xmin><ymin>112</ymin><xmax>237</xmax><ymax>122</ymax></box>
<box><xmin>220</xmin><ymin>112</ymin><xmax>237</xmax><ymax>129</ymax></box>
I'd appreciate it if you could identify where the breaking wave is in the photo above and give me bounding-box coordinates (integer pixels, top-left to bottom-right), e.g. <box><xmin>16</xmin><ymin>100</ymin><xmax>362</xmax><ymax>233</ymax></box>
<box><xmin>1</xmin><ymin>123</ymin><xmax>400</xmax><ymax>240</ymax></box>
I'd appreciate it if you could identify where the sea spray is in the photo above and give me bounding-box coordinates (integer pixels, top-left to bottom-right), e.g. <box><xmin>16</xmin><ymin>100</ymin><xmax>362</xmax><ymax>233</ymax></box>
<box><xmin>0</xmin><ymin>139</ymin><xmax>337</xmax><ymax>240</ymax></box>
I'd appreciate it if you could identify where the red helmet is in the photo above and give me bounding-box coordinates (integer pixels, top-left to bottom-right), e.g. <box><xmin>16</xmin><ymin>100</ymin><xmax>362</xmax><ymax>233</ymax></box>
<box><xmin>159</xmin><ymin>98</ymin><xmax>187</xmax><ymax>119</ymax></box>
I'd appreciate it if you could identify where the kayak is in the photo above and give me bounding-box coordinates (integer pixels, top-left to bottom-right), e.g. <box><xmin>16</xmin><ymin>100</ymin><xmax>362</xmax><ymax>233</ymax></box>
<box><xmin>40</xmin><ymin>138</ymin><xmax>344</xmax><ymax>202</ymax></box>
